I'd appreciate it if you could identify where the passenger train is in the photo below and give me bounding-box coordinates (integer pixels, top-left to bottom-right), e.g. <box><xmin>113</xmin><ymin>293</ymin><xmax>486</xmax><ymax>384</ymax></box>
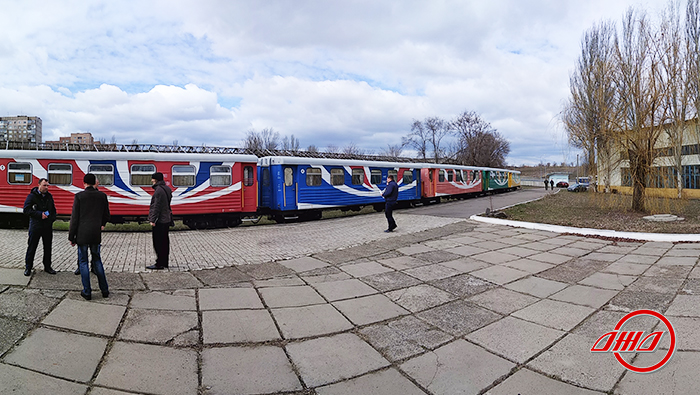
<box><xmin>0</xmin><ymin>147</ymin><xmax>520</xmax><ymax>228</ymax></box>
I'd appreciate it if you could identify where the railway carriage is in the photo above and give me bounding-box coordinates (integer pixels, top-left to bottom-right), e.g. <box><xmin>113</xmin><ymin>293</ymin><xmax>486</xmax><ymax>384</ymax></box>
<box><xmin>508</xmin><ymin>170</ymin><xmax>522</xmax><ymax>190</ymax></box>
<box><xmin>258</xmin><ymin>156</ymin><xmax>421</xmax><ymax>222</ymax></box>
<box><xmin>419</xmin><ymin>164</ymin><xmax>484</xmax><ymax>201</ymax></box>
<box><xmin>0</xmin><ymin>150</ymin><xmax>259</xmax><ymax>228</ymax></box>
<box><xmin>484</xmin><ymin>168</ymin><xmax>513</xmax><ymax>192</ymax></box>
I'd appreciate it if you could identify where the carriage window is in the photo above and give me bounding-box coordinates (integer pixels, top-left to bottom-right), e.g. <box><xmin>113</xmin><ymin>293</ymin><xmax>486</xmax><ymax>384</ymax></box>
<box><xmin>429</xmin><ymin>170</ymin><xmax>433</xmax><ymax>182</ymax></box>
<box><xmin>172</xmin><ymin>165</ymin><xmax>196</xmax><ymax>187</ymax></box>
<box><xmin>210</xmin><ymin>165</ymin><xmax>231</xmax><ymax>187</ymax></box>
<box><xmin>48</xmin><ymin>163</ymin><xmax>72</xmax><ymax>185</ymax></box>
<box><xmin>331</xmin><ymin>168</ymin><xmax>344</xmax><ymax>186</ymax></box>
<box><xmin>130</xmin><ymin>164</ymin><xmax>156</xmax><ymax>186</ymax></box>
<box><xmin>388</xmin><ymin>170</ymin><xmax>398</xmax><ymax>183</ymax></box>
<box><xmin>455</xmin><ymin>170</ymin><xmax>463</xmax><ymax>182</ymax></box>
<box><xmin>284</xmin><ymin>167</ymin><xmax>293</xmax><ymax>187</ymax></box>
<box><xmin>8</xmin><ymin>162</ymin><xmax>32</xmax><ymax>184</ymax></box>
<box><xmin>351</xmin><ymin>168</ymin><xmax>364</xmax><ymax>185</ymax></box>
<box><xmin>402</xmin><ymin>170</ymin><xmax>413</xmax><ymax>184</ymax></box>
<box><xmin>438</xmin><ymin>170</ymin><xmax>445</xmax><ymax>182</ymax></box>
<box><xmin>262</xmin><ymin>168</ymin><xmax>270</xmax><ymax>187</ymax></box>
<box><xmin>88</xmin><ymin>164</ymin><xmax>114</xmax><ymax>186</ymax></box>
<box><xmin>243</xmin><ymin>166</ymin><xmax>255</xmax><ymax>186</ymax></box>
<box><xmin>306</xmin><ymin>167</ymin><xmax>322</xmax><ymax>186</ymax></box>
<box><xmin>447</xmin><ymin>170</ymin><xmax>453</xmax><ymax>182</ymax></box>
<box><xmin>370</xmin><ymin>170</ymin><xmax>382</xmax><ymax>185</ymax></box>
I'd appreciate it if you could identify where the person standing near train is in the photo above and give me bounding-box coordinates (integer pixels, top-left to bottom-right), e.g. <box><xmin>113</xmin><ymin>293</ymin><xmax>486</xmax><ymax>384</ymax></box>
<box><xmin>69</xmin><ymin>174</ymin><xmax>110</xmax><ymax>300</ymax></box>
<box><xmin>382</xmin><ymin>174</ymin><xmax>399</xmax><ymax>232</ymax></box>
<box><xmin>147</xmin><ymin>172</ymin><xmax>173</xmax><ymax>270</ymax></box>
<box><xmin>23</xmin><ymin>178</ymin><xmax>57</xmax><ymax>276</ymax></box>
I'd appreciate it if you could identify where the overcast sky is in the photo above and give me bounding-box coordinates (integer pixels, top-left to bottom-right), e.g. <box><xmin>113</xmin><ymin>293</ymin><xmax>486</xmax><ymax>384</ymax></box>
<box><xmin>0</xmin><ymin>0</ymin><xmax>670</xmax><ymax>166</ymax></box>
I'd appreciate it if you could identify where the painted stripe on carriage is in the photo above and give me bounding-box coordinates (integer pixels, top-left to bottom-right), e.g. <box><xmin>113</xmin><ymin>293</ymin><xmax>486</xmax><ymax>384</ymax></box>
<box><xmin>0</xmin><ymin>204</ymin><xmax>23</xmax><ymax>213</ymax></box>
<box><xmin>106</xmin><ymin>182</ymin><xmax>242</xmax><ymax>206</ymax></box>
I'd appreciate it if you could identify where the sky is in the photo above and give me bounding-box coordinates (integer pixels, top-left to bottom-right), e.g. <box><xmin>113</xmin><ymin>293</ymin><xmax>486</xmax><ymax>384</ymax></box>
<box><xmin>0</xmin><ymin>0</ymin><xmax>671</xmax><ymax>166</ymax></box>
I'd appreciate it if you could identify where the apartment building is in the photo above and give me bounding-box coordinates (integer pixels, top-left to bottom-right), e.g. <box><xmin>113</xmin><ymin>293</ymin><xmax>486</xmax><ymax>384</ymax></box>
<box><xmin>0</xmin><ymin>116</ymin><xmax>42</xmax><ymax>143</ymax></box>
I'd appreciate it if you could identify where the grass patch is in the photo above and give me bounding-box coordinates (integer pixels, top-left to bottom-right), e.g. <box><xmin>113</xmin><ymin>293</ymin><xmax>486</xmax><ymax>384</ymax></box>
<box><xmin>502</xmin><ymin>190</ymin><xmax>700</xmax><ymax>233</ymax></box>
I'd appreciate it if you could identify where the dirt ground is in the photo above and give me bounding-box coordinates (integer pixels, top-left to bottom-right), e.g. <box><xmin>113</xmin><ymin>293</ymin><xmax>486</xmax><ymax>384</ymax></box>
<box><xmin>501</xmin><ymin>188</ymin><xmax>700</xmax><ymax>234</ymax></box>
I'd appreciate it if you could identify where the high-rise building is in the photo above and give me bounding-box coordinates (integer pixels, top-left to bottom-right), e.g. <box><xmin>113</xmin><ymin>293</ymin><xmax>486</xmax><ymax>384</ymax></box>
<box><xmin>0</xmin><ymin>116</ymin><xmax>42</xmax><ymax>143</ymax></box>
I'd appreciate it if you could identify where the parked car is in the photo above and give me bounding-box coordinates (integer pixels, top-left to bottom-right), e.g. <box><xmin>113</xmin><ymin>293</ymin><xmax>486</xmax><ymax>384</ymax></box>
<box><xmin>556</xmin><ymin>181</ymin><xmax>569</xmax><ymax>188</ymax></box>
<box><xmin>567</xmin><ymin>183</ymin><xmax>587</xmax><ymax>192</ymax></box>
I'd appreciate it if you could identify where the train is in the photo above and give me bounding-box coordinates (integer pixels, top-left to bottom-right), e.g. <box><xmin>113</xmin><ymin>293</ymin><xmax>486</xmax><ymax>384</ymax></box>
<box><xmin>0</xmin><ymin>147</ymin><xmax>520</xmax><ymax>229</ymax></box>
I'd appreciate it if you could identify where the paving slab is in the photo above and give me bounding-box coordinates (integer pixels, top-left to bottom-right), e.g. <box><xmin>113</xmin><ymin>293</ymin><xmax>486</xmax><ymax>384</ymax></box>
<box><xmin>607</xmin><ymin>291</ymin><xmax>676</xmax><ymax>313</ymax></box>
<box><xmin>417</xmin><ymin>300</ymin><xmax>502</xmax><ymax>336</ymax></box>
<box><xmin>512</xmin><ymin>299</ymin><xmax>595</xmax><ymax>331</ymax></box>
<box><xmin>665</xmin><ymin>295</ymin><xmax>700</xmax><ymax>317</ymax></box>
<box><xmin>549</xmin><ymin>284</ymin><xmax>619</xmax><ymax>309</ymax></box>
<box><xmin>470</xmin><ymin>265</ymin><xmax>530</xmax><ymax>285</ymax></box>
<box><xmin>103</xmin><ymin>272</ymin><xmax>147</xmax><ymax>290</ymax></box>
<box><xmin>0</xmin><ymin>288</ymin><xmax>61</xmax><ymax>322</ymax></box>
<box><xmin>237</xmin><ymin>261</ymin><xmax>295</xmax><ymax>279</ymax></box>
<box><xmin>95</xmin><ymin>341</ymin><xmax>198</xmax><ymax>395</ymax></box>
<box><xmin>603</xmin><ymin>261</ymin><xmax>650</xmax><ymax>275</ymax></box>
<box><xmin>471</xmin><ymin>250</ymin><xmax>521</xmax><ymax>265</ymax></box>
<box><xmin>315</xmin><ymin>368</ymin><xmax>426</xmax><ymax>395</ymax></box>
<box><xmin>271</xmin><ymin>304</ymin><xmax>353</xmax><ymax>339</ymax></box>
<box><xmin>259</xmin><ymin>285</ymin><xmax>326</xmax><ymax>307</ymax></box>
<box><xmin>626</xmin><ymin>277</ymin><xmax>685</xmax><ymax>294</ymax></box>
<box><xmin>141</xmin><ymin>271</ymin><xmax>203</xmax><ymax>290</ymax></box>
<box><xmin>488</xmin><ymin>368</ymin><xmax>604</xmax><ymax>395</ymax></box>
<box><xmin>616</xmin><ymin>351</ymin><xmax>700</xmax><ymax>394</ymax></box>
<box><xmin>467</xmin><ymin>287</ymin><xmax>539</xmax><ymax>315</ymax></box>
<box><xmin>313</xmin><ymin>278</ymin><xmax>378</xmax><ymax>301</ymax></box>
<box><xmin>359</xmin><ymin>315</ymin><xmax>453</xmax><ymax>361</ymax></box>
<box><xmin>41</xmin><ymin>298</ymin><xmax>126</xmax><ymax>336</ymax></box>
<box><xmin>89</xmin><ymin>388</ymin><xmax>136</xmax><ymax>395</ymax></box>
<box><xmin>501</xmin><ymin>258</ymin><xmax>554</xmax><ymax>274</ymax></box>
<box><xmin>439</xmin><ymin>257</ymin><xmax>491</xmax><ymax>273</ymax></box>
<box><xmin>431</xmin><ymin>274</ymin><xmax>498</xmax><ymax>297</ymax></box>
<box><xmin>403</xmin><ymin>263</ymin><xmax>463</xmax><ymax>282</ymax></box>
<box><xmin>386</xmin><ymin>284</ymin><xmax>456</xmax><ymax>313</ymax></box>
<box><xmin>497</xmin><ymin>245</ymin><xmax>540</xmax><ymax>257</ymax></box>
<box><xmin>202</xmin><ymin>346</ymin><xmax>302</xmax><ymax>394</ymax></box>
<box><xmin>253</xmin><ymin>275</ymin><xmax>305</xmax><ymax>287</ymax></box>
<box><xmin>547</xmin><ymin>246</ymin><xmax>591</xmax><ymax>257</ymax></box>
<box><xmin>198</xmin><ymin>287</ymin><xmax>264</xmax><ymax>310</ymax></box>
<box><xmin>642</xmin><ymin>264</ymin><xmax>693</xmax><ymax>278</ymax></box>
<box><xmin>118</xmin><ymin>309</ymin><xmax>198</xmax><ymax>345</ymax></box>
<box><xmin>0</xmin><ymin>363</ymin><xmax>88</xmax><ymax>394</ymax></box>
<box><xmin>615</xmin><ymin>254</ymin><xmax>660</xmax><ymax>265</ymax></box>
<box><xmin>396</xmin><ymin>244</ymin><xmax>436</xmax><ymax>255</ymax></box>
<box><xmin>0</xmin><ymin>268</ymin><xmax>29</xmax><ymax>286</ymax></box>
<box><xmin>505</xmin><ymin>276</ymin><xmax>568</xmax><ymax>298</ymax></box>
<box><xmin>340</xmin><ymin>261</ymin><xmax>394</xmax><ymax>277</ymax></box>
<box><xmin>0</xmin><ymin>317</ymin><xmax>31</xmax><ymax>356</ymax></box>
<box><xmin>359</xmin><ymin>271</ymin><xmax>422</xmax><ymax>292</ymax></box>
<box><xmin>445</xmin><ymin>245</ymin><xmax>489</xmax><ymax>257</ymax></box>
<box><xmin>286</xmin><ymin>332</ymin><xmax>390</xmax><ymax>387</ymax></box>
<box><xmin>377</xmin><ymin>256</ymin><xmax>429</xmax><ymax>270</ymax></box>
<box><xmin>400</xmin><ymin>339</ymin><xmax>515</xmax><ymax>395</ymax></box>
<box><xmin>655</xmin><ymin>256</ymin><xmax>698</xmax><ymax>266</ymax></box>
<box><xmin>192</xmin><ymin>266</ymin><xmax>251</xmax><ymax>286</ymax></box>
<box><xmin>280</xmin><ymin>256</ymin><xmax>331</xmax><ymax>272</ymax></box>
<box><xmin>25</xmin><ymin>271</ymin><xmax>81</xmax><ymax>290</ymax></box>
<box><xmin>130</xmin><ymin>290</ymin><xmax>197</xmax><ymax>310</ymax></box>
<box><xmin>333</xmin><ymin>294</ymin><xmax>409</xmax><ymax>326</ymax></box>
<box><xmin>578</xmin><ymin>272</ymin><xmax>636</xmax><ymax>290</ymax></box>
<box><xmin>202</xmin><ymin>309</ymin><xmax>280</xmax><ymax>343</ymax></box>
<box><xmin>571</xmin><ymin>310</ymin><xmax>656</xmax><ymax>342</ymax></box>
<box><xmin>4</xmin><ymin>327</ymin><xmax>107</xmax><ymax>382</ymax></box>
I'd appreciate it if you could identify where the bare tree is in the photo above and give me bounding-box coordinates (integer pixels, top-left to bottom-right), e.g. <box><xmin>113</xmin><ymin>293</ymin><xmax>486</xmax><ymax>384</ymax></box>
<box><xmin>244</xmin><ymin>128</ymin><xmax>280</xmax><ymax>150</ymax></box>
<box><xmin>306</xmin><ymin>144</ymin><xmax>319</xmax><ymax>153</ymax></box>
<box><xmin>326</xmin><ymin>144</ymin><xmax>339</xmax><ymax>153</ymax></box>
<box><xmin>381</xmin><ymin>143</ymin><xmax>405</xmax><ymax>158</ymax></box>
<box><xmin>403</xmin><ymin>120</ymin><xmax>429</xmax><ymax>160</ymax></box>
<box><xmin>452</xmin><ymin>111</ymin><xmax>510</xmax><ymax>167</ymax></box>
<box><xmin>404</xmin><ymin>117</ymin><xmax>451</xmax><ymax>162</ymax></box>
<box><xmin>110</xmin><ymin>135</ymin><xmax>117</xmax><ymax>145</ymax></box>
<box><xmin>342</xmin><ymin>142</ymin><xmax>364</xmax><ymax>156</ymax></box>
<box><xmin>281</xmin><ymin>134</ymin><xmax>300</xmax><ymax>151</ymax></box>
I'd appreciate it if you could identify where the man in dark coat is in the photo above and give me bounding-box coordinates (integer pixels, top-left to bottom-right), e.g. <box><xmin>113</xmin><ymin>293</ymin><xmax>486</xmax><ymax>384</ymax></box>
<box><xmin>147</xmin><ymin>172</ymin><xmax>173</xmax><ymax>270</ymax></box>
<box><xmin>544</xmin><ymin>179</ymin><xmax>548</xmax><ymax>190</ymax></box>
<box><xmin>69</xmin><ymin>173</ymin><xmax>110</xmax><ymax>300</ymax></box>
<box><xmin>550</xmin><ymin>179</ymin><xmax>554</xmax><ymax>189</ymax></box>
<box><xmin>382</xmin><ymin>174</ymin><xmax>399</xmax><ymax>233</ymax></box>
<box><xmin>23</xmin><ymin>178</ymin><xmax>57</xmax><ymax>276</ymax></box>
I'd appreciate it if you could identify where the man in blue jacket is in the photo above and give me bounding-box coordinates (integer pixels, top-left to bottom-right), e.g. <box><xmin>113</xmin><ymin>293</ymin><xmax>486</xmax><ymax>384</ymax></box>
<box><xmin>23</xmin><ymin>178</ymin><xmax>57</xmax><ymax>276</ymax></box>
<box><xmin>69</xmin><ymin>174</ymin><xmax>110</xmax><ymax>300</ymax></box>
<box><xmin>382</xmin><ymin>174</ymin><xmax>399</xmax><ymax>232</ymax></box>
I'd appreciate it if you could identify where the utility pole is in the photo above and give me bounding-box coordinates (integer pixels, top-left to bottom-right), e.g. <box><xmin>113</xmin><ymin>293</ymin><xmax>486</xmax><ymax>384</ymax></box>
<box><xmin>577</xmin><ymin>154</ymin><xmax>579</xmax><ymax>181</ymax></box>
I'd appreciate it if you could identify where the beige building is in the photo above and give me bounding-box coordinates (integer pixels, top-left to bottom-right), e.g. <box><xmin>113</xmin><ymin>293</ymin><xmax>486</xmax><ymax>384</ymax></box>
<box><xmin>46</xmin><ymin>132</ymin><xmax>95</xmax><ymax>145</ymax></box>
<box><xmin>0</xmin><ymin>116</ymin><xmax>42</xmax><ymax>143</ymax></box>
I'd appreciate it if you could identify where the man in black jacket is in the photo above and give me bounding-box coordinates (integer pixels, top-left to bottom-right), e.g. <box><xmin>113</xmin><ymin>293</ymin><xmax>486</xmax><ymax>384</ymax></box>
<box><xmin>23</xmin><ymin>178</ymin><xmax>57</xmax><ymax>276</ymax></box>
<box><xmin>69</xmin><ymin>174</ymin><xmax>110</xmax><ymax>300</ymax></box>
<box><xmin>382</xmin><ymin>174</ymin><xmax>399</xmax><ymax>233</ymax></box>
<box><xmin>147</xmin><ymin>172</ymin><xmax>173</xmax><ymax>270</ymax></box>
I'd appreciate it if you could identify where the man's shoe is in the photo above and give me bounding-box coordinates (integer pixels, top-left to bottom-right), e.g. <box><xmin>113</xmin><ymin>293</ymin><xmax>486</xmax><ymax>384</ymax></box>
<box><xmin>384</xmin><ymin>229</ymin><xmax>393</xmax><ymax>233</ymax></box>
<box><xmin>146</xmin><ymin>264</ymin><xmax>165</xmax><ymax>270</ymax></box>
<box><xmin>24</xmin><ymin>268</ymin><xmax>31</xmax><ymax>276</ymax></box>
<box><xmin>74</xmin><ymin>268</ymin><xmax>80</xmax><ymax>275</ymax></box>
<box><xmin>80</xmin><ymin>291</ymin><xmax>91</xmax><ymax>301</ymax></box>
<box><xmin>102</xmin><ymin>291</ymin><xmax>109</xmax><ymax>298</ymax></box>
<box><xmin>44</xmin><ymin>267</ymin><xmax>56</xmax><ymax>275</ymax></box>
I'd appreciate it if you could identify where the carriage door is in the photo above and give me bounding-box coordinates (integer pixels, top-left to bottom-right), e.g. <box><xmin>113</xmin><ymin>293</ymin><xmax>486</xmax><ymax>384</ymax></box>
<box><xmin>283</xmin><ymin>167</ymin><xmax>296</xmax><ymax>208</ymax></box>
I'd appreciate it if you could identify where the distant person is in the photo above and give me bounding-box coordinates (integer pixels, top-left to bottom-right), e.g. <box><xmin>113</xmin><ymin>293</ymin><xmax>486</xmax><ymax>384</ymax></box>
<box><xmin>69</xmin><ymin>174</ymin><xmax>110</xmax><ymax>300</ymax></box>
<box><xmin>147</xmin><ymin>172</ymin><xmax>173</xmax><ymax>270</ymax></box>
<box><xmin>23</xmin><ymin>178</ymin><xmax>57</xmax><ymax>276</ymax></box>
<box><xmin>382</xmin><ymin>174</ymin><xmax>399</xmax><ymax>232</ymax></box>
<box><xmin>544</xmin><ymin>179</ymin><xmax>548</xmax><ymax>190</ymax></box>
<box><xmin>550</xmin><ymin>179</ymin><xmax>554</xmax><ymax>189</ymax></box>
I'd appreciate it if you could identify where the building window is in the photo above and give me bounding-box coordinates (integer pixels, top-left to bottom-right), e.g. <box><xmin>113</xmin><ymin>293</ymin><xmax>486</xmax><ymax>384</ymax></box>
<box><xmin>210</xmin><ymin>165</ymin><xmax>231</xmax><ymax>187</ymax></box>
<box><xmin>48</xmin><ymin>163</ymin><xmax>72</xmax><ymax>185</ymax></box>
<box><xmin>243</xmin><ymin>166</ymin><xmax>255</xmax><ymax>186</ymax></box>
<box><xmin>306</xmin><ymin>167</ymin><xmax>322</xmax><ymax>186</ymax></box>
<box><xmin>8</xmin><ymin>162</ymin><xmax>31</xmax><ymax>184</ymax></box>
<box><xmin>88</xmin><ymin>164</ymin><xmax>114</xmax><ymax>186</ymax></box>
<box><xmin>370</xmin><ymin>169</ymin><xmax>382</xmax><ymax>185</ymax></box>
<box><xmin>351</xmin><ymin>168</ymin><xmax>364</xmax><ymax>185</ymax></box>
<box><xmin>439</xmin><ymin>170</ymin><xmax>445</xmax><ymax>182</ymax></box>
<box><xmin>330</xmin><ymin>168</ymin><xmax>344</xmax><ymax>186</ymax></box>
<box><xmin>402</xmin><ymin>170</ymin><xmax>413</xmax><ymax>184</ymax></box>
<box><xmin>284</xmin><ymin>167</ymin><xmax>293</xmax><ymax>187</ymax></box>
<box><xmin>130</xmin><ymin>164</ymin><xmax>156</xmax><ymax>186</ymax></box>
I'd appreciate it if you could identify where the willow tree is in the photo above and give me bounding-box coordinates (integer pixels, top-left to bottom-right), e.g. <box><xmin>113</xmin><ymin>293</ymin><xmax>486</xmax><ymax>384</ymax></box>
<box><xmin>563</xmin><ymin>21</ymin><xmax>618</xmax><ymax>192</ymax></box>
